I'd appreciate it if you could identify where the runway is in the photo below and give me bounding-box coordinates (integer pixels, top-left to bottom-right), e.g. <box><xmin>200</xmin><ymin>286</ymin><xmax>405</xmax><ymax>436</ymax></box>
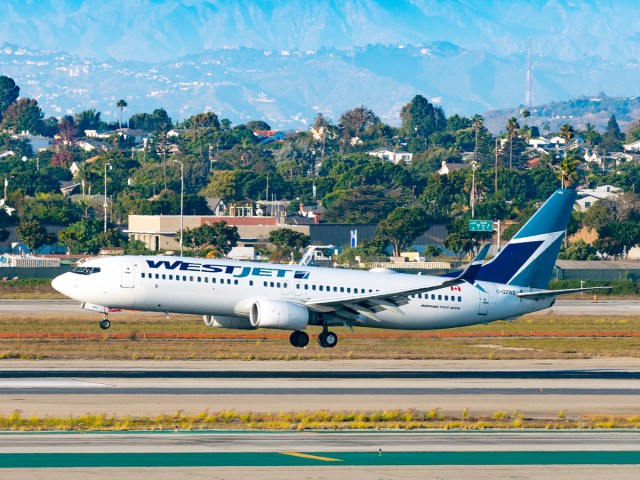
<box><xmin>2</xmin><ymin>359</ymin><xmax>640</xmax><ymax>417</ymax></box>
<box><xmin>0</xmin><ymin>298</ymin><xmax>638</xmax><ymax>316</ymax></box>
<box><xmin>1</xmin><ymin>431</ymin><xmax>639</xmax><ymax>479</ymax></box>
<box><xmin>2</xmin><ymin>360</ymin><xmax>640</xmax><ymax>478</ymax></box>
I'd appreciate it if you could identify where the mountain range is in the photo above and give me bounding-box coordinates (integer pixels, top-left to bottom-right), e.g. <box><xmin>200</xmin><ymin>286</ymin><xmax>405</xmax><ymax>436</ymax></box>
<box><xmin>2</xmin><ymin>1</ymin><xmax>640</xmax><ymax>130</ymax></box>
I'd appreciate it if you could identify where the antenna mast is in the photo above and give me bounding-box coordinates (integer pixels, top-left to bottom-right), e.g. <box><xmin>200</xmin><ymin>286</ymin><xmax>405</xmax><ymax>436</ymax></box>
<box><xmin>525</xmin><ymin>38</ymin><xmax>533</xmax><ymax>109</ymax></box>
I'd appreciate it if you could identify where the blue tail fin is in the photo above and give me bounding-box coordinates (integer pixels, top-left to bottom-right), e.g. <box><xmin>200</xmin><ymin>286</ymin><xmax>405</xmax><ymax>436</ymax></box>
<box><xmin>475</xmin><ymin>189</ymin><xmax>577</xmax><ymax>288</ymax></box>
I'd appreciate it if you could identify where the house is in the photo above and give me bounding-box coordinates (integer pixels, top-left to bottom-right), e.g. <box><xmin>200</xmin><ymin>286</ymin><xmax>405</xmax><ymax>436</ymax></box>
<box><xmin>0</xmin><ymin>151</ymin><xmax>15</xmax><ymax>159</ymax></box>
<box><xmin>623</xmin><ymin>140</ymin><xmax>640</xmax><ymax>152</ymax></box>
<box><xmin>367</xmin><ymin>147</ymin><xmax>413</xmax><ymax>164</ymax></box>
<box><xmin>77</xmin><ymin>139</ymin><xmax>111</xmax><ymax>153</ymax></box>
<box><xmin>12</xmin><ymin>131</ymin><xmax>53</xmax><ymax>153</ymax></box>
<box><xmin>206</xmin><ymin>197</ymin><xmax>226</xmax><ymax>216</ymax></box>
<box><xmin>253</xmin><ymin>130</ymin><xmax>286</xmax><ymax>145</ymax></box>
<box><xmin>528</xmin><ymin>137</ymin><xmax>551</xmax><ymax>149</ymax></box>
<box><xmin>59</xmin><ymin>181</ymin><xmax>82</xmax><ymax>196</ymax></box>
<box><xmin>575</xmin><ymin>184</ymin><xmax>622</xmax><ymax>210</ymax></box>
<box><xmin>438</xmin><ymin>161</ymin><xmax>472</xmax><ymax>175</ymax></box>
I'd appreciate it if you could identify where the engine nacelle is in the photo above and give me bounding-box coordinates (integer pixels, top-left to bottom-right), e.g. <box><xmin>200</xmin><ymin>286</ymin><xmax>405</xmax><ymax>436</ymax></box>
<box><xmin>203</xmin><ymin>315</ymin><xmax>255</xmax><ymax>330</ymax></box>
<box><xmin>249</xmin><ymin>300</ymin><xmax>309</xmax><ymax>330</ymax></box>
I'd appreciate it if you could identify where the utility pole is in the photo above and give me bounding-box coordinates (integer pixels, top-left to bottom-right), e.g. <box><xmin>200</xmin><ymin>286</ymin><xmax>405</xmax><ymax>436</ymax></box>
<box><xmin>173</xmin><ymin>159</ymin><xmax>184</xmax><ymax>257</ymax></box>
<box><xmin>103</xmin><ymin>162</ymin><xmax>111</xmax><ymax>232</ymax></box>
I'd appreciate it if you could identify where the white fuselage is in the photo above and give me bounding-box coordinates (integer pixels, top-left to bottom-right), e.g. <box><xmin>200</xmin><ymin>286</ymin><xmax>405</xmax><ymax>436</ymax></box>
<box><xmin>52</xmin><ymin>255</ymin><xmax>555</xmax><ymax>330</ymax></box>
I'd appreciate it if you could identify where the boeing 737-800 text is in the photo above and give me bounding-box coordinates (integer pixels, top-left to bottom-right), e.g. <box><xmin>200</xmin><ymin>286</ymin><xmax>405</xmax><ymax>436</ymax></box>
<box><xmin>52</xmin><ymin>189</ymin><xmax>603</xmax><ymax>348</ymax></box>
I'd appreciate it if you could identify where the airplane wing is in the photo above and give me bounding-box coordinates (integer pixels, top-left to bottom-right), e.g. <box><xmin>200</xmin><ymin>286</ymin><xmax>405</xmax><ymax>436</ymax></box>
<box><xmin>516</xmin><ymin>286</ymin><xmax>611</xmax><ymax>300</ymax></box>
<box><xmin>305</xmin><ymin>244</ymin><xmax>492</xmax><ymax>323</ymax></box>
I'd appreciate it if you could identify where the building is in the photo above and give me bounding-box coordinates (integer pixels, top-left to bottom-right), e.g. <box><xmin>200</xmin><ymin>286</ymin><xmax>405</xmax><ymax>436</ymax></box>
<box><xmin>367</xmin><ymin>147</ymin><xmax>413</xmax><ymax>164</ymax></box>
<box><xmin>438</xmin><ymin>161</ymin><xmax>472</xmax><ymax>175</ymax></box>
<box><xmin>253</xmin><ymin>130</ymin><xmax>285</xmax><ymax>145</ymax></box>
<box><xmin>575</xmin><ymin>184</ymin><xmax>622</xmax><ymax>210</ymax></box>
<box><xmin>126</xmin><ymin>214</ymin><xmax>309</xmax><ymax>251</ymax></box>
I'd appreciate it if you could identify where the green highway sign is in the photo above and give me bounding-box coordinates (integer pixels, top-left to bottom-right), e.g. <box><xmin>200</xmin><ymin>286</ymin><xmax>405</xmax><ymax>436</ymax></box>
<box><xmin>469</xmin><ymin>220</ymin><xmax>494</xmax><ymax>232</ymax></box>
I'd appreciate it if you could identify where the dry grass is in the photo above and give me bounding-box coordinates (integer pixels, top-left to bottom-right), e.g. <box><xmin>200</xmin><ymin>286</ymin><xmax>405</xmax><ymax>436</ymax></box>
<box><xmin>0</xmin><ymin>312</ymin><xmax>639</xmax><ymax>360</ymax></box>
<box><xmin>1</xmin><ymin>409</ymin><xmax>639</xmax><ymax>432</ymax></box>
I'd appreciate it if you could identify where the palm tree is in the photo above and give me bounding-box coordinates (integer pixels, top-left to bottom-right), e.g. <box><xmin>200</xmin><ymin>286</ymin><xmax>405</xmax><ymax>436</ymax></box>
<box><xmin>116</xmin><ymin>99</ymin><xmax>128</xmax><ymax>129</ymax></box>
<box><xmin>557</xmin><ymin>156</ymin><xmax>579</xmax><ymax>188</ymax></box>
<box><xmin>559</xmin><ymin>123</ymin><xmax>575</xmax><ymax>161</ymax></box>
<box><xmin>471</xmin><ymin>114</ymin><xmax>483</xmax><ymax>162</ymax></box>
<box><xmin>520</xmin><ymin>107</ymin><xmax>531</xmax><ymax>126</ymax></box>
<box><xmin>505</xmin><ymin>117</ymin><xmax>520</xmax><ymax>170</ymax></box>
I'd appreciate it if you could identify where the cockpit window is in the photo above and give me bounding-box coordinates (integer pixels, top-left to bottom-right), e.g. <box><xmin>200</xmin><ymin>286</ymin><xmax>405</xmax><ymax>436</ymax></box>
<box><xmin>72</xmin><ymin>266</ymin><xmax>101</xmax><ymax>275</ymax></box>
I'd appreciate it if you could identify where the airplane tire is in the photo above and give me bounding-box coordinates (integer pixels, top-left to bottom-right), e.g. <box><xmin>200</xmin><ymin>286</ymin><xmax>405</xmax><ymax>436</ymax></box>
<box><xmin>99</xmin><ymin>319</ymin><xmax>111</xmax><ymax>330</ymax></box>
<box><xmin>318</xmin><ymin>331</ymin><xmax>338</xmax><ymax>348</ymax></box>
<box><xmin>290</xmin><ymin>330</ymin><xmax>309</xmax><ymax>348</ymax></box>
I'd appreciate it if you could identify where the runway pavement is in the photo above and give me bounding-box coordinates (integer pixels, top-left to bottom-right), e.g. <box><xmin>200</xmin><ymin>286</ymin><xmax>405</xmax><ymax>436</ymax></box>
<box><xmin>2</xmin><ymin>359</ymin><xmax>640</xmax><ymax>417</ymax></box>
<box><xmin>1</xmin><ymin>298</ymin><xmax>638</xmax><ymax>315</ymax></box>
<box><xmin>2</xmin><ymin>360</ymin><xmax>640</xmax><ymax>478</ymax></box>
<box><xmin>1</xmin><ymin>431</ymin><xmax>639</xmax><ymax>479</ymax></box>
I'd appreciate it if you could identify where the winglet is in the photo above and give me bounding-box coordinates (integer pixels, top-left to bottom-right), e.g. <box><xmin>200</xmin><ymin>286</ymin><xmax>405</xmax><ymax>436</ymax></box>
<box><xmin>452</xmin><ymin>243</ymin><xmax>491</xmax><ymax>283</ymax></box>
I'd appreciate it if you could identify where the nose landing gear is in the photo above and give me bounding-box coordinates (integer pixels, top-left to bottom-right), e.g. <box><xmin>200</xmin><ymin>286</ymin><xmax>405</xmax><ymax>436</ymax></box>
<box><xmin>99</xmin><ymin>315</ymin><xmax>111</xmax><ymax>330</ymax></box>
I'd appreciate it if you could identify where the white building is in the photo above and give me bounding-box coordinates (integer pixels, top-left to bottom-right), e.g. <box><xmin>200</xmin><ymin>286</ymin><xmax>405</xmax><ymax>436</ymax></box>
<box><xmin>367</xmin><ymin>148</ymin><xmax>413</xmax><ymax>164</ymax></box>
<box><xmin>575</xmin><ymin>185</ymin><xmax>622</xmax><ymax>210</ymax></box>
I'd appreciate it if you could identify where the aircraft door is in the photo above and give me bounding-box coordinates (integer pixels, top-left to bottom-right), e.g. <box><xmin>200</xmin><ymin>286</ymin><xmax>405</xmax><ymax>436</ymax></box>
<box><xmin>294</xmin><ymin>282</ymin><xmax>303</xmax><ymax>297</ymax></box>
<box><xmin>281</xmin><ymin>281</ymin><xmax>291</xmax><ymax>296</ymax></box>
<box><xmin>478</xmin><ymin>290</ymin><xmax>489</xmax><ymax>315</ymax></box>
<box><xmin>121</xmin><ymin>262</ymin><xmax>135</xmax><ymax>288</ymax></box>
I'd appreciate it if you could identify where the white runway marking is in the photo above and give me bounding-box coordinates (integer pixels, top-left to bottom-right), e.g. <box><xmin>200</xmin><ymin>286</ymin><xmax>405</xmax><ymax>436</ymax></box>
<box><xmin>0</xmin><ymin>379</ymin><xmax>112</xmax><ymax>388</ymax></box>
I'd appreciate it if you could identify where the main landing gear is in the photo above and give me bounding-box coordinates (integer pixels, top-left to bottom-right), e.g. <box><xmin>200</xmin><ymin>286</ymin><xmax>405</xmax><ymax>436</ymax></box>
<box><xmin>289</xmin><ymin>330</ymin><xmax>309</xmax><ymax>348</ymax></box>
<box><xmin>318</xmin><ymin>330</ymin><xmax>338</xmax><ymax>348</ymax></box>
<box><xmin>99</xmin><ymin>314</ymin><xmax>110</xmax><ymax>330</ymax></box>
<box><xmin>289</xmin><ymin>328</ymin><xmax>339</xmax><ymax>348</ymax></box>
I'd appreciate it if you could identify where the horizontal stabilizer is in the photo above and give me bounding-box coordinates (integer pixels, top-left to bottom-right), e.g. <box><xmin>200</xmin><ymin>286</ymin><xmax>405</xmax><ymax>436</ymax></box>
<box><xmin>516</xmin><ymin>286</ymin><xmax>611</xmax><ymax>300</ymax></box>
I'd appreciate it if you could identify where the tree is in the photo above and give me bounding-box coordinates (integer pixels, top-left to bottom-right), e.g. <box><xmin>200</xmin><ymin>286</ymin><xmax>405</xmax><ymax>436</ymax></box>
<box><xmin>602</xmin><ymin>115</ymin><xmax>623</xmax><ymax>152</ymax></box>
<box><xmin>16</xmin><ymin>220</ymin><xmax>56</xmax><ymax>253</ymax></box>
<box><xmin>400</xmin><ymin>95</ymin><xmax>446</xmax><ymax>151</ymax></box>
<box><xmin>184</xmin><ymin>112</ymin><xmax>220</xmax><ymax>130</ymax></box>
<box><xmin>116</xmin><ymin>99</ymin><xmax>128</xmax><ymax>129</ymax></box>
<box><xmin>559</xmin><ymin>123</ymin><xmax>575</xmax><ymax>159</ymax></box>
<box><xmin>520</xmin><ymin>107</ymin><xmax>531</xmax><ymax>126</ymax></box>
<box><xmin>444</xmin><ymin>231</ymin><xmax>475</xmax><ymax>261</ymax></box>
<box><xmin>378</xmin><ymin>206</ymin><xmax>432</xmax><ymax>257</ymax></box>
<box><xmin>268</xmin><ymin>228</ymin><xmax>310</xmax><ymax>261</ymax></box>
<box><xmin>181</xmin><ymin>221</ymin><xmax>239</xmax><ymax>256</ymax></box>
<box><xmin>338</xmin><ymin>105</ymin><xmax>380</xmax><ymax>153</ymax></box>
<box><xmin>505</xmin><ymin>117</ymin><xmax>520</xmax><ymax>170</ymax></box>
<box><xmin>0</xmin><ymin>76</ymin><xmax>20</xmax><ymax>120</ymax></box>
<box><xmin>471</xmin><ymin>114</ymin><xmax>484</xmax><ymax>160</ymax></box>
<box><xmin>557</xmin><ymin>155</ymin><xmax>580</xmax><ymax>188</ymax></box>
<box><xmin>58</xmin><ymin>218</ymin><xmax>104</xmax><ymax>254</ymax></box>
<box><xmin>1</xmin><ymin>98</ymin><xmax>45</xmax><ymax>134</ymax></box>
<box><xmin>74</xmin><ymin>109</ymin><xmax>102</xmax><ymax>134</ymax></box>
<box><xmin>558</xmin><ymin>240</ymin><xmax>599</xmax><ymax>260</ymax></box>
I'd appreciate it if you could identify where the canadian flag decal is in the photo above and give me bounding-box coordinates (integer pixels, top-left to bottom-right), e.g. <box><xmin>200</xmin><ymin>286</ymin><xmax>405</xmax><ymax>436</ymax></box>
<box><xmin>450</xmin><ymin>286</ymin><xmax>461</xmax><ymax>291</ymax></box>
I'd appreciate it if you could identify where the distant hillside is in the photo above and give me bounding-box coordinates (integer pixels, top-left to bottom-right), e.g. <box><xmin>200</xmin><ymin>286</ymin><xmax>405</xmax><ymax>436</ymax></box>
<box><xmin>3</xmin><ymin>43</ymin><xmax>640</xmax><ymax>129</ymax></box>
<box><xmin>484</xmin><ymin>95</ymin><xmax>640</xmax><ymax>134</ymax></box>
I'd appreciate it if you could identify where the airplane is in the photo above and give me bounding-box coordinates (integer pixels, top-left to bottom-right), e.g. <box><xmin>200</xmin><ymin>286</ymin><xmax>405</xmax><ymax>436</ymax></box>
<box><xmin>52</xmin><ymin>188</ymin><xmax>607</xmax><ymax>348</ymax></box>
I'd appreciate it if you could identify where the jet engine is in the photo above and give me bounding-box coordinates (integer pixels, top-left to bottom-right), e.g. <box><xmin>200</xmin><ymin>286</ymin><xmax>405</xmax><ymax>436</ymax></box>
<box><xmin>203</xmin><ymin>315</ymin><xmax>255</xmax><ymax>330</ymax></box>
<box><xmin>249</xmin><ymin>300</ymin><xmax>309</xmax><ymax>330</ymax></box>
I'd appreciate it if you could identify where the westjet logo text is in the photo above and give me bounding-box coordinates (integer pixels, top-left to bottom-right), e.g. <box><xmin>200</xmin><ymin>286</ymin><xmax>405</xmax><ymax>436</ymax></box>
<box><xmin>145</xmin><ymin>260</ymin><xmax>310</xmax><ymax>280</ymax></box>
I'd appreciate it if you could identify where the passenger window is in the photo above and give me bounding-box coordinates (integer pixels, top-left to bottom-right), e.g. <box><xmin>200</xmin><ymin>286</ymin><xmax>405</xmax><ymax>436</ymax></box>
<box><xmin>312</xmin><ymin>285</ymin><xmax>316</xmax><ymax>291</ymax></box>
<box><xmin>431</xmin><ymin>294</ymin><xmax>435</xmax><ymax>300</ymax></box>
<box><xmin>204</xmin><ymin>277</ymin><xmax>208</xmax><ymax>283</ymax></box>
<box><xmin>277</xmin><ymin>282</ymin><xmax>281</xmax><ymax>288</ymax></box>
<box><xmin>458</xmin><ymin>296</ymin><xmax>462</xmax><ymax>302</ymax></box>
<box><xmin>319</xmin><ymin>285</ymin><xmax>323</xmax><ymax>291</ymax></box>
<box><xmin>340</xmin><ymin>287</ymin><xmax>344</xmax><ymax>293</ymax></box>
<box><xmin>333</xmin><ymin>287</ymin><xmax>338</xmax><ymax>292</ymax></box>
<box><xmin>234</xmin><ymin>280</ymin><xmax>238</xmax><ymax>285</ymax></box>
<box><xmin>347</xmin><ymin>288</ymin><xmax>351</xmax><ymax>293</ymax></box>
<box><xmin>304</xmin><ymin>284</ymin><xmax>309</xmax><ymax>290</ymax></box>
<box><xmin>438</xmin><ymin>295</ymin><xmax>442</xmax><ymax>300</ymax></box>
<box><xmin>197</xmin><ymin>277</ymin><xmax>201</xmax><ymax>283</ymax></box>
<box><xmin>270</xmin><ymin>282</ymin><xmax>274</xmax><ymax>288</ymax></box>
<box><xmin>249</xmin><ymin>280</ymin><xmax>253</xmax><ymax>286</ymax></box>
<box><xmin>445</xmin><ymin>295</ymin><xmax>448</xmax><ymax>301</ymax></box>
<box><xmin>212</xmin><ymin>278</ymin><xmax>217</xmax><ymax>284</ymax></box>
<box><xmin>264</xmin><ymin>281</ymin><xmax>268</xmax><ymax>287</ymax></box>
<box><xmin>155</xmin><ymin>274</ymin><xmax>159</xmax><ymax>279</ymax></box>
<box><xmin>141</xmin><ymin>273</ymin><xmax>146</xmax><ymax>278</ymax></box>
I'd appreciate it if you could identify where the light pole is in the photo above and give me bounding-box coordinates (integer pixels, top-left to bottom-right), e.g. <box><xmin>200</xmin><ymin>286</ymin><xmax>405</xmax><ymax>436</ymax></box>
<box><xmin>103</xmin><ymin>162</ymin><xmax>111</xmax><ymax>232</ymax></box>
<box><xmin>471</xmin><ymin>160</ymin><xmax>478</xmax><ymax>219</ymax></box>
<box><xmin>173</xmin><ymin>159</ymin><xmax>184</xmax><ymax>257</ymax></box>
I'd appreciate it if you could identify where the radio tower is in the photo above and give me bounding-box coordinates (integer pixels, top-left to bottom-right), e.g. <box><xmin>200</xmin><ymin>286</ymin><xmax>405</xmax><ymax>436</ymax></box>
<box><xmin>525</xmin><ymin>38</ymin><xmax>533</xmax><ymax>109</ymax></box>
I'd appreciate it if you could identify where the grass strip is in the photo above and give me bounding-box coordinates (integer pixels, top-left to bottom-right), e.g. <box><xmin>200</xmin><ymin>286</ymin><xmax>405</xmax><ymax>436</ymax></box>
<box><xmin>1</xmin><ymin>409</ymin><xmax>640</xmax><ymax>432</ymax></box>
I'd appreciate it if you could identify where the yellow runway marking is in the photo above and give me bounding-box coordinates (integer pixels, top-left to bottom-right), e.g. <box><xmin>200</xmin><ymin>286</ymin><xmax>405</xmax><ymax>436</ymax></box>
<box><xmin>280</xmin><ymin>452</ymin><xmax>343</xmax><ymax>462</ymax></box>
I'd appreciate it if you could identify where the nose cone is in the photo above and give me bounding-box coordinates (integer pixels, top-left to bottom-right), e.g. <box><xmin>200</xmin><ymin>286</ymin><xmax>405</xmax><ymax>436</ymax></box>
<box><xmin>51</xmin><ymin>273</ymin><xmax>73</xmax><ymax>298</ymax></box>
